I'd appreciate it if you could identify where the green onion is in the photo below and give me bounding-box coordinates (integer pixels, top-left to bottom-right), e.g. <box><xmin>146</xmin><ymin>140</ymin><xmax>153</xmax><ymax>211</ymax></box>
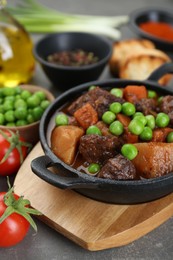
<box><xmin>6</xmin><ymin>0</ymin><xmax>129</xmax><ymax>39</ymax></box>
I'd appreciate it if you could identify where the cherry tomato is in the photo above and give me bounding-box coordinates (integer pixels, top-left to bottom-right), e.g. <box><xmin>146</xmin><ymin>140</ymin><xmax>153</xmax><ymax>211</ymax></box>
<box><xmin>0</xmin><ymin>192</ymin><xmax>30</xmax><ymax>247</ymax></box>
<box><xmin>0</xmin><ymin>183</ymin><xmax>41</xmax><ymax>247</ymax></box>
<box><xmin>0</xmin><ymin>130</ymin><xmax>31</xmax><ymax>176</ymax></box>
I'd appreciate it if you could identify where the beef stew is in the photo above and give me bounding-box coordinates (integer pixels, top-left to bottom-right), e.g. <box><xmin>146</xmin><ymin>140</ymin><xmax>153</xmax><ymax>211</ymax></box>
<box><xmin>50</xmin><ymin>85</ymin><xmax>173</xmax><ymax>180</ymax></box>
<box><xmin>31</xmin><ymin>62</ymin><xmax>173</xmax><ymax>204</ymax></box>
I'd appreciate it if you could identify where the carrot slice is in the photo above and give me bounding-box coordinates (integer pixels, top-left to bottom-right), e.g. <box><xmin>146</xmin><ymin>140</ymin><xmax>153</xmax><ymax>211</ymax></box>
<box><xmin>116</xmin><ymin>113</ymin><xmax>131</xmax><ymax>127</ymax></box>
<box><xmin>123</xmin><ymin>85</ymin><xmax>147</xmax><ymax>103</ymax></box>
<box><xmin>123</xmin><ymin>127</ymin><xmax>138</xmax><ymax>143</ymax></box>
<box><xmin>152</xmin><ymin>127</ymin><xmax>173</xmax><ymax>142</ymax></box>
<box><xmin>74</xmin><ymin>103</ymin><xmax>98</xmax><ymax>129</ymax></box>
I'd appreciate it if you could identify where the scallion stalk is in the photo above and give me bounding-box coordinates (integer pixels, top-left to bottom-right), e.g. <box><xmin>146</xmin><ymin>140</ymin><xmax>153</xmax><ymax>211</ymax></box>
<box><xmin>6</xmin><ymin>0</ymin><xmax>129</xmax><ymax>40</ymax></box>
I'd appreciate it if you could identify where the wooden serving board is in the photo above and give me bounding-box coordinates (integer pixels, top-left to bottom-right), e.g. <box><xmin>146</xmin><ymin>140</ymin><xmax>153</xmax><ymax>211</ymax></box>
<box><xmin>14</xmin><ymin>142</ymin><xmax>173</xmax><ymax>251</ymax></box>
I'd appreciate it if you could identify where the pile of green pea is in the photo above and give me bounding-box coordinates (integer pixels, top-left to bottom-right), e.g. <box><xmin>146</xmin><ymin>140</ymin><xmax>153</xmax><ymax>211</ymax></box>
<box><xmin>0</xmin><ymin>86</ymin><xmax>51</xmax><ymax>126</ymax></box>
<box><xmin>86</xmin><ymin>101</ymin><xmax>171</xmax><ymax>140</ymax></box>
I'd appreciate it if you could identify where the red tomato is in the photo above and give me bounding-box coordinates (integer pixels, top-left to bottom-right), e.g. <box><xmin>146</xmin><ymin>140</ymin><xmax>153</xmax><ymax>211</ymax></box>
<box><xmin>0</xmin><ymin>130</ymin><xmax>29</xmax><ymax>176</ymax></box>
<box><xmin>0</xmin><ymin>192</ymin><xmax>30</xmax><ymax>247</ymax></box>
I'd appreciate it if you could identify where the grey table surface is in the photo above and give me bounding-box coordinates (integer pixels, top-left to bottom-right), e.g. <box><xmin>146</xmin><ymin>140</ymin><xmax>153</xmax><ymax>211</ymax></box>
<box><xmin>1</xmin><ymin>0</ymin><xmax>173</xmax><ymax>259</ymax></box>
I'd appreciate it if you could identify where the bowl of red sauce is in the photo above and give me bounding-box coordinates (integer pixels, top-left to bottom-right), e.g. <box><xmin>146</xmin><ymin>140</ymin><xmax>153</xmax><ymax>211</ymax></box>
<box><xmin>129</xmin><ymin>7</ymin><xmax>173</xmax><ymax>52</ymax></box>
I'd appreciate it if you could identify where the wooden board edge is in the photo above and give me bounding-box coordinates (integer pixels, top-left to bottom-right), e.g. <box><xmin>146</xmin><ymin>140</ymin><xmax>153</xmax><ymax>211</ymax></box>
<box><xmin>36</xmin><ymin>202</ymin><xmax>173</xmax><ymax>251</ymax></box>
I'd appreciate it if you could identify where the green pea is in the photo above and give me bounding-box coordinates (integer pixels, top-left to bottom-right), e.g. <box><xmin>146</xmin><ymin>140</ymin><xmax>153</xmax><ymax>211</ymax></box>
<box><xmin>158</xmin><ymin>96</ymin><xmax>163</xmax><ymax>104</ymax></box>
<box><xmin>145</xmin><ymin>115</ymin><xmax>155</xmax><ymax>130</ymax></box>
<box><xmin>15</xmin><ymin>94</ymin><xmax>21</xmax><ymax>100</ymax></box>
<box><xmin>109</xmin><ymin>102</ymin><xmax>122</xmax><ymax>114</ymax></box>
<box><xmin>110</xmin><ymin>88</ymin><xmax>123</xmax><ymax>98</ymax></box>
<box><xmin>41</xmin><ymin>100</ymin><xmax>51</xmax><ymax>110</ymax></box>
<box><xmin>15</xmin><ymin>86</ymin><xmax>22</xmax><ymax>95</ymax></box>
<box><xmin>140</xmin><ymin>126</ymin><xmax>153</xmax><ymax>141</ymax></box>
<box><xmin>16</xmin><ymin>119</ymin><xmax>28</xmax><ymax>126</ymax></box>
<box><xmin>128</xmin><ymin>119</ymin><xmax>144</xmax><ymax>135</ymax></box>
<box><xmin>6</xmin><ymin>122</ymin><xmax>16</xmax><ymax>127</ymax></box>
<box><xmin>155</xmin><ymin>112</ymin><xmax>170</xmax><ymax>128</ymax></box>
<box><xmin>14</xmin><ymin>99</ymin><xmax>27</xmax><ymax>109</ymax></box>
<box><xmin>109</xmin><ymin>120</ymin><xmax>124</xmax><ymax>136</ymax></box>
<box><xmin>4</xmin><ymin>96</ymin><xmax>15</xmax><ymax>103</ymax></box>
<box><xmin>0</xmin><ymin>105</ymin><xmax>4</xmax><ymax>113</ymax></box>
<box><xmin>86</xmin><ymin>125</ymin><xmax>102</xmax><ymax>135</ymax></box>
<box><xmin>88</xmin><ymin>163</ymin><xmax>100</xmax><ymax>174</ymax></box>
<box><xmin>32</xmin><ymin>107</ymin><xmax>44</xmax><ymax>121</ymax></box>
<box><xmin>88</xmin><ymin>85</ymin><xmax>96</xmax><ymax>91</ymax></box>
<box><xmin>20</xmin><ymin>90</ymin><xmax>32</xmax><ymax>100</ymax></box>
<box><xmin>133</xmin><ymin>115</ymin><xmax>147</xmax><ymax>126</ymax></box>
<box><xmin>34</xmin><ymin>91</ymin><xmax>46</xmax><ymax>101</ymax></box>
<box><xmin>121</xmin><ymin>102</ymin><xmax>136</xmax><ymax>116</ymax></box>
<box><xmin>27</xmin><ymin>95</ymin><xmax>41</xmax><ymax>108</ymax></box>
<box><xmin>121</xmin><ymin>144</ymin><xmax>138</xmax><ymax>160</ymax></box>
<box><xmin>4</xmin><ymin>110</ymin><xmax>15</xmax><ymax>122</ymax></box>
<box><xmin>102</xmin><ymin>111</ymin><xmax>116</xmax><ymax>124</ymax></box>
<box><xmin>3</xmin><ymin>100</ymin><xmax>14</xmax><ymax>111</ymax></box>
<box><xmin>148</xmin><ymin>90</ymin><xmax>157</xmax><ymax>98</ymax></box>
<box><xmin>55</xmin><ymin>113</ymin><xmax>69</xmax><ymax>126</ymax></box>
<box><xmin>133</xmin><ymin>112</ymin><xmax>144</xmax><ymax>118</ymax></box>
<box><xmin>14</xmin><ymin>107</ymin><xmax>28</xmax><ymax>120</ymax></box>
<box><xmin>167</xmin><ymin>132</ymin><xmax>173</xmax><ymax>143</ymax></box>
<box><xmin>27</xmin><ymin>114</ymin><xmax>35</xmax><ymax>124</ymax></box>
<box><xmin>0</xmin><ymin>113</ymin><xmax>5</xmax><ymax>125</ymax></box>
<box><xmin>2</xmin><ymin>87</ymin><xmax>16</xmax><ymax>96</ymax></box>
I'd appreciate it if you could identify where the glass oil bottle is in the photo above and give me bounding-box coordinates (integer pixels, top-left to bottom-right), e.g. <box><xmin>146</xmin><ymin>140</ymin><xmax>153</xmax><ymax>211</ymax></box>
<box><xmin>0</xmin><ymin>6</ymin><xmax>35</xmax><ymax>87</ymax></box>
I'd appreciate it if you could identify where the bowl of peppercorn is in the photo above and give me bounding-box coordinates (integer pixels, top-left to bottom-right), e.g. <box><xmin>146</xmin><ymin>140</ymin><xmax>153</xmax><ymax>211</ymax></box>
<box><xmin>33</xmin><ymin>32</ymin><xmax>112</xmax><ymax>91</ymax></box>
<box><xmin>129</xmin><ymin>7</ymin><xmax>173</xmax><ymax>53</ymax></box>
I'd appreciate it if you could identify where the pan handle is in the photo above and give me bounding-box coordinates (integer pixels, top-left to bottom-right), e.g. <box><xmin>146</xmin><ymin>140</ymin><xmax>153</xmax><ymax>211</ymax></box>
<box><xmin>31</xmin><ymin>155</ymin><xmax>99</xmax><ymax>189</ymax></box>
<box><xmin>147</xmin><ymin>62</ymin><xmax>173</xmax><ymax>82</ymax></box>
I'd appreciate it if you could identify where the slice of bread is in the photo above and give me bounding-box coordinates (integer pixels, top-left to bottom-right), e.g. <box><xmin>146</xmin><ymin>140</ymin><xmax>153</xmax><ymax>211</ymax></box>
<box><xmin>119</xmin><ymin>48</ymin><xmax>171</xmax><ymax>85</ymax></box>
<box><xmin>109</xmin><ymin>39</ymin><xmax>155</xmax><ymax>76</ymax></box>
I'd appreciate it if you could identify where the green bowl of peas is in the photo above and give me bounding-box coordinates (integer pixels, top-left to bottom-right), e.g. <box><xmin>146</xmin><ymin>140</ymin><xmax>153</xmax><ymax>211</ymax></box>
<box><xmin>0</xmin><ymin>85</ymin><xmax>55</xmax><ymax>145</ymax></box>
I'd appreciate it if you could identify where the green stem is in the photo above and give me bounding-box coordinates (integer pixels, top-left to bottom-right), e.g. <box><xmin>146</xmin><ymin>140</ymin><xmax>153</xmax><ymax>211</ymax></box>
<box><xmin>6</xmin><ymin>0</ymin><xmax>129</xmax><ymax>39</ymax></box>
<box><xmin>0</xmin><ymin>129</ymin><xmax>32</xmax><ymax>165</ymax></box>
<box><xmin>0</xmin><ymin>179</ymin><xmax>42</xmax><ymax>232</ymax></box>
<box><xmin>22</xmin><ymin>24</ymin><xmax>121</xmax><ymax>39</ymax></box>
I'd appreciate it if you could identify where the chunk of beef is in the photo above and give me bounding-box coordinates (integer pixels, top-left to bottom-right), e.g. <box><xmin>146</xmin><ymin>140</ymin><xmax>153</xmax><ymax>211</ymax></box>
<box><xmin>135</xmin><ymin>98</ymin><xmax>157</xmax><ymax>115</ymax></box>
<box><xmin>67</xmin><ymin>86</ymin><xmax>124</xmax><ymax>119</ymax></box>
<box><xmin>89</xmin><ymin>87</ymin><xmax>125</xmax><ymax>118</ymax></box>
<box><xmin>79</xmin><ymin>134</ymin><xmax>122</xmax><ymax>164</ymax></box>
<box><xmin>67</xmin><ymin>92</ymin><xmax>95</xmax><ymax>115</ymax></box>
<box><xmin>168</xmin><ymin>111</ymin><xmax>173</xmax><ymax>126</ymax></box>
<box><xmin>159</xmin><ymin>96</ymin><xmax>173</xmax><ymax>125</ymax></box>
<box><xmin>98</xmin><ymin>154</ymin><xmax>137</xmax><ymax>180</ymax></box>
<box><xmin>159</xmin><ymin>95</ymin><xmax>173</xmax><ymax>114</ymax></box>
<box><xmin>95</xmin><ymin>94</ymin><xmax>124</xmax><ymax>118</ymax></box>
<box><xmin>95</xmin><ymin>121</ymin><xmax>113</xmax><ymax>136</ymax></box>
<box><xmin>68</xmin><ymin>116</ymin><xmax>78</xmax><ymax>126</ymax></box>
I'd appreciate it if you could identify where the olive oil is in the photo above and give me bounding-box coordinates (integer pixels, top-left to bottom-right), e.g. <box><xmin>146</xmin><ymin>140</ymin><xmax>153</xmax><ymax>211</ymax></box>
<box><xmin>0</xmin><ymin>10</ymin><xmax>35</xmax><ymax>87</ymax></box>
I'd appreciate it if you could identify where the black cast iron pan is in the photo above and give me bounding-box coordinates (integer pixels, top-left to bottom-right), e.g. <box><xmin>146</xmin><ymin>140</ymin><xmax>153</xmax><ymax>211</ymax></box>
<box><xmin>31</xmin><ymin>62</ymin><xmax>173</xmax><ymax>204</ymax></box>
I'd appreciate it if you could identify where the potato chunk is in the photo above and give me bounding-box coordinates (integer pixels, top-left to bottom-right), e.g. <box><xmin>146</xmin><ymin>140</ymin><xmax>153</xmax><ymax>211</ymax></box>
<box><xmin>51</xmin><ymin>125</ymin><xmax>84</xmax><ymax>165</ymax></box>
<box><xmin>132</xmin><ymin>142</ymin><xmax>173</xmax><ymax>179</ymax></box>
